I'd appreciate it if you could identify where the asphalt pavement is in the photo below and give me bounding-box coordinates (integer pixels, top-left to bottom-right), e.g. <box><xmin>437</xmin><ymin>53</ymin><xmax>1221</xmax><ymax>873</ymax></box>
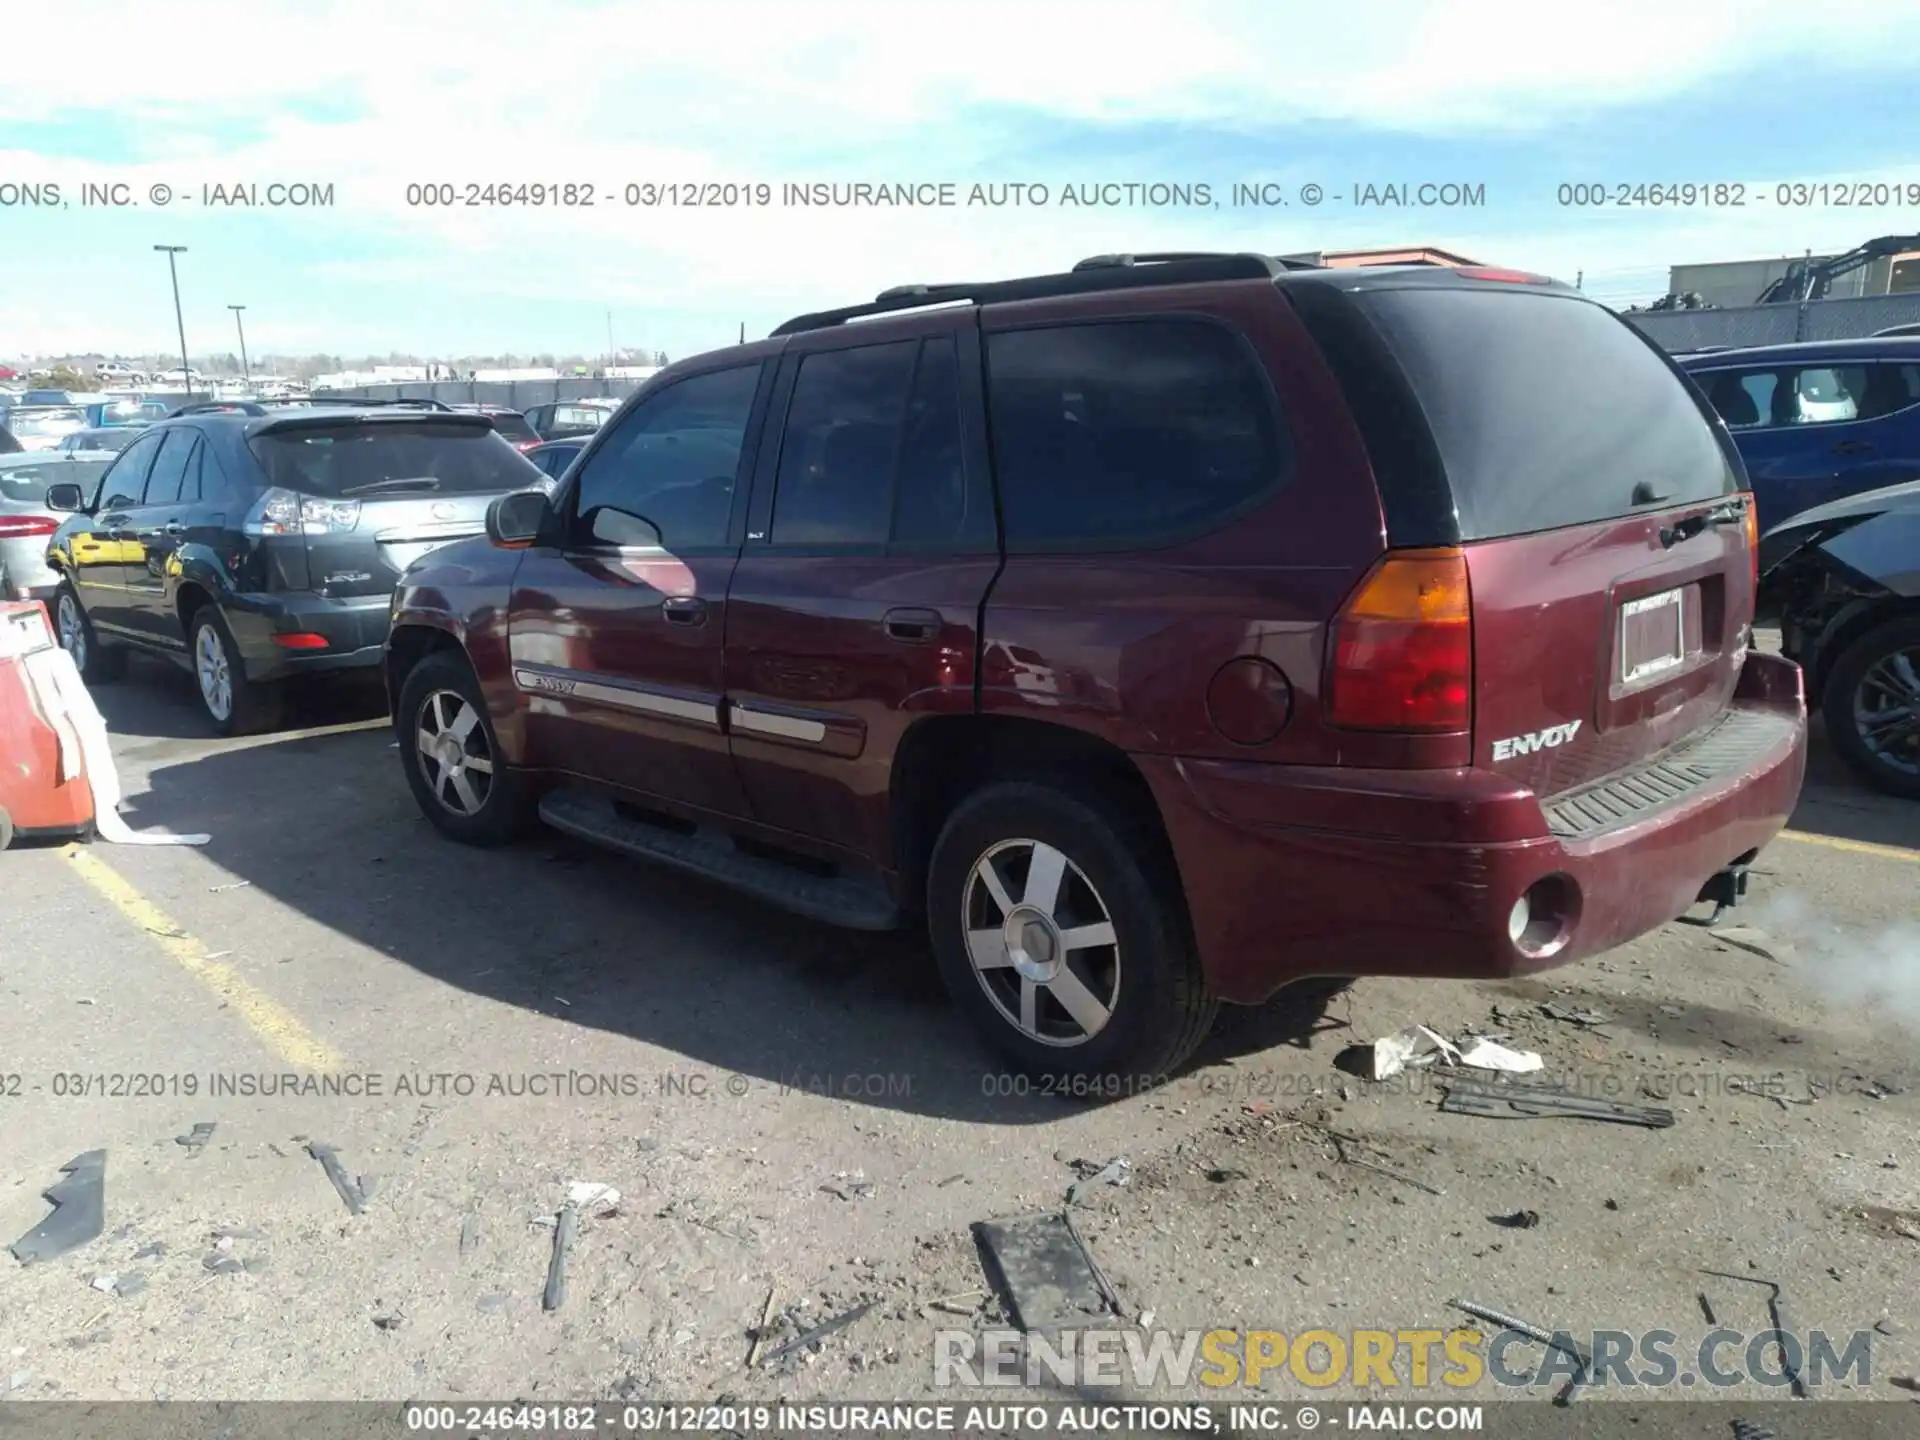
<box><xmin>1</xmin><ymin>649</ymin><xmax>1916</xmax><ymax>1408</ymax></box>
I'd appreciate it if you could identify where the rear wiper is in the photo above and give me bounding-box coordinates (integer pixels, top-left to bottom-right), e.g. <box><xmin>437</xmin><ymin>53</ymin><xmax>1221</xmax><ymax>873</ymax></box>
<box><xmin>1659</xmin><ymin>499</ymin><xmax>1746</xmax><ymax>548</ymax></box>
<box><xmin>339</xmin><ymin>477</ymin><xmax>440</xmax><ymax>496</ymax></box>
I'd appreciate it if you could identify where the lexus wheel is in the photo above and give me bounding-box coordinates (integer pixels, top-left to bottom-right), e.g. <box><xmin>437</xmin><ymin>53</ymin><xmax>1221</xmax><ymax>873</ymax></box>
<box><xmin>190</xmin><ymin>609</ymin><xmax>283</xmax><ymax>737</ymax></box>
<box><xmin>397</xmin><ymin>651</ymin><xmax>534</xmax><ymax>845</ymax></box>
<box><xmin>1824</xmin><ymin>615</ymin><xmax>1920</xmax><ymax>801</ymax></box>
<box><xmin>55</xmin><ymin>584</ymin><xmax>125</xmax><ymax>683</ymax></box>
<box><xmin>927</xmin><ymin>781</ymin><xmax>1216</xmax><ymax>1085</ymax></box>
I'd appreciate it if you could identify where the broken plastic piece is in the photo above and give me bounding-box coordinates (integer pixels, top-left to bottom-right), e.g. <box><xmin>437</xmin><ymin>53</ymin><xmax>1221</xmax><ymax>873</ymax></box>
<box><xmin>543</xmin><ymin>1205</ymin><xmax>577</xmax><ymax>1312</ymax></box>
<box><xmin>10</xmin><ymin>1151</ymin><xmax>106</xmax><ymax>1264</ymax></box>
<box><xmin>566</xmin><ymin>1181</ymin><xmax>620</xmax><ymax>1215</ymax></box>
<box><xmin>305</xmin><ymin>1142</ymin><xmax>367</xmax><ymax>1215</ymax></box>
<box><xmin>1457</xmin><ymin>1037</ymin><xmax>1544</xmax><ymax>1073</ymax></box>
<box><xmin>1368</xmin><ymin>1026</ymin><xmax>1460</xmax><ymax>1080</ymax></box>
<box><xmin>175</xmin><ymin>1122</ymin><xmax>216</xmax><ymax>1155</ymax></box>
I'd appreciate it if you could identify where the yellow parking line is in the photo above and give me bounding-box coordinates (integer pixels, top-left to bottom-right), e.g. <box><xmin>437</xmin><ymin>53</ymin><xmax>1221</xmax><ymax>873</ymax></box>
<box><xmin>63</xmin><ymin>846</ymin><xmax>342</xmax><ymax>1072</ymax></box>
<box><xmin>1780</xmin><ymin>830</ymin><xmax>1920</xmax><ymax>865</ymax></box>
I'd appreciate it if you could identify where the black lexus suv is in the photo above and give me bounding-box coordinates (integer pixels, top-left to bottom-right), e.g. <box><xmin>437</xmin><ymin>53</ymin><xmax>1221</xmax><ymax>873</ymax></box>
<box><xmin>43</xmin><ymin>401</ymin><xmax>543</xmax><ymax>734</ymax></box>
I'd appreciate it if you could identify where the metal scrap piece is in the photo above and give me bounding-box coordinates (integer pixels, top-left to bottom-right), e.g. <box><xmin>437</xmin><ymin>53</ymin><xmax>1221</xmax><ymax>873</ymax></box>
<box><xmin>543</xmin><ymin>1205</ymin><xmax>577</xmax><ymax>1312</ymax></box>
<box><xmin>10</xmin><ymin>1151</ymin><xmax>107</xmax><ymax>1264</ymax></box>
<box><xmin>174</xmin><ymin>1122</ymin><xmax>216</xmax><ymax>1156</ymax></box>
<box><xmin>756</xmin><ymin>1300</ymin><xmax>875</xmax><ymax>1368</ymax></box>
<box><xmin>973</xmin><ymin>1212</ymin><xmax>1115</xmax><ymax>1331</ymax></box>
<box><xmin>1451</xmin><ymin>1297</ymin><xmax>1591</xmax><ymax>1404</ymax></box>
<box><xmin>305</xmin><ymin>1142</ymin><xmax>367</xmax><ymax>1215</ymax></box>
<box><xmin>1439</xmin><ymin>1078</ymin><xmax>1675</xmax><ymax>1129</ymax></box>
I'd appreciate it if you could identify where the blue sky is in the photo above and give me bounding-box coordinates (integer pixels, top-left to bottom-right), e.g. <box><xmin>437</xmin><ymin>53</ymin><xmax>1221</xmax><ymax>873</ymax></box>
<box><xmin>3</xmin><ymin>0</ymin><xmax>1918</xmax><ymax>366</ymax></box>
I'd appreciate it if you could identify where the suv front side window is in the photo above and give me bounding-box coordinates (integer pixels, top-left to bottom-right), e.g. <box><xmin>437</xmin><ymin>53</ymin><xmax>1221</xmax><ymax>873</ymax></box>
<box><xmin>568</xmin><ymin>364</ymin><xmax>761</xmax><ymax>550</ymax></box>
<box><xmin>98</xmin><ymin>429</ymin><xmax>166</xmax><ymax>506</ymax></box>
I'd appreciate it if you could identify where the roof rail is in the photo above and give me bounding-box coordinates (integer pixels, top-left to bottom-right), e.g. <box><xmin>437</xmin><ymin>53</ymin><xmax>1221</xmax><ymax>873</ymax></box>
<box><xmin>308</xmin><ymin>394</ymin><xmax>452</xmax><ymax>411</ymax></box>
<box><xmin>771</xmin><ymin>252</ymin><xmax>1300</xmax><ymax>337</ymax></box>
<box><xmin>168</xmin><ymin>400</ymin><xmax>270</xmax><ymax>417</ymax></box>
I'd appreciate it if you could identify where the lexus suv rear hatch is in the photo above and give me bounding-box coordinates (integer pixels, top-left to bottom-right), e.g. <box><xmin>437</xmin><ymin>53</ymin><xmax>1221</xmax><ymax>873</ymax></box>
<box><xmin>246</xmin><ymin>414</ymin><xmax>543</xmax><ymax>599</ymax></box>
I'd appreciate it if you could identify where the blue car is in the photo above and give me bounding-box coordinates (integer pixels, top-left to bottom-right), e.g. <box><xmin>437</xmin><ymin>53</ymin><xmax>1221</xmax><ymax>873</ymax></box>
<box><xmin>1681</xmin><ymin>338</ymin><xmax>1920</xmax><ymax>531</ymax></box>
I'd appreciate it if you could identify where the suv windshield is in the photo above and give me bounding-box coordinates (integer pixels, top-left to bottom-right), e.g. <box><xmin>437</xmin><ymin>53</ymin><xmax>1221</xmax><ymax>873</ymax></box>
<box><xmin>1354</xmin><ymin>288</ymin><xmax>1739</xmax><ymax>539</ymax></box>
<box><xmin>248</xmin><ymin>420</ymin><xmax>541</xmax><ymax>497</ymax></box>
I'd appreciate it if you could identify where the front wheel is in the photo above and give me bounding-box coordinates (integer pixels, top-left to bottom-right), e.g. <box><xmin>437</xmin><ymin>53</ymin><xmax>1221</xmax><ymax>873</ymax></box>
<box><xmin>1823</xmin><ymin>615</ymin><xmax>1920</xmax><ymax>800</ymax></box>
<box><xmin>396</xmin><ymin>652</ymin><xmax>535</xmax><ymax>845</ymax></box>
<box><xmin>54</xmin><ymin>584</ymin><xmax>126</xmax><ymax>684</ymax></box>
<box><xmin>926</xmin><ymin>781</ymin><xmax>1217</xmax><ymax>1086</ymax></box>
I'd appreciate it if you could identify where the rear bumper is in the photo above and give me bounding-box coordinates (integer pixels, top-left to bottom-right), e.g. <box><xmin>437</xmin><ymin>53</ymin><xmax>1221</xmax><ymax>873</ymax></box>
<box><xmin>225</xmin><ymin>591</ymin><xmax>391</xmax><ymax>681</ymax></box>
<box><xmin>1143</xmin><ymin>651</ymin><xmax>1809</xmax><ymax>1005</ymax></box>
<box><xmin>0</xmin><ymin>540</ymin><xmax>60</xmax><ymax>602</ymax></box>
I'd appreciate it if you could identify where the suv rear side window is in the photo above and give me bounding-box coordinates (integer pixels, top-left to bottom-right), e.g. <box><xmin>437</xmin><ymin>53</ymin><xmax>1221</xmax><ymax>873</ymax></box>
<box><xmin>985</xmin><ymin>319</ymin><xmax>1287</xmax><ymax>551</ymax></box>
<box><xmin>140</xmin><ymin>429</ymin><xmax>198</xmax><ymax>505</ymax></box>
<box><xmin>249</xmin><ymin>421</ymin><xmax>537</xmax><ymax>498</ymax></box>
<box><xmin>1354</xmin><ymin>289</ymin><xmax>1737</xmax><ymax>539</ymax></box>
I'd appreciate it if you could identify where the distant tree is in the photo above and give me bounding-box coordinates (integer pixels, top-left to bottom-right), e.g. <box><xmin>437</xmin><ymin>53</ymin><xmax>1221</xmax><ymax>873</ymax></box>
<box><xmin>46</xmin><ymin>365</ymin><xmax>88</xmax><ymax>389</ymax></box>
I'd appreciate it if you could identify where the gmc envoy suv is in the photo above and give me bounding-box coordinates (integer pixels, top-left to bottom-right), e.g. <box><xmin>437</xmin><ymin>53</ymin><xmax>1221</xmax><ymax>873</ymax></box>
<box><xmin>385</xmin><ymin>252</ymin><xmax>1809</xmax><ymax>1081</ymax></box>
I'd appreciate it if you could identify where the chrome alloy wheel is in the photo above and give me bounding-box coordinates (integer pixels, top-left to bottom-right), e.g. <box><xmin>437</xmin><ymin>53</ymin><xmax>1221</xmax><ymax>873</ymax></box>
<box><xmin>962</xmin><ymin>838</ymin><xmax>1121</xmax><ymax>1047</ymax></box>
<box><xmin>195</xmin><ymin>623</ymin><xmax>233</xmax><ymax>722</ymax></box>
<box><xmin>416</xmin><ymin>689</ymin><xmax>496</xmax><ymax>815</ymax></box>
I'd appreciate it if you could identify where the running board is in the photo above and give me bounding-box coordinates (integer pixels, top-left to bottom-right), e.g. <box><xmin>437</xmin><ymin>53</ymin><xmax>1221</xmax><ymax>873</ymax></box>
<box><xmin>538</xmin><ymin>789</ymin><xmax>904</xmax><ymax>931</ymax></box>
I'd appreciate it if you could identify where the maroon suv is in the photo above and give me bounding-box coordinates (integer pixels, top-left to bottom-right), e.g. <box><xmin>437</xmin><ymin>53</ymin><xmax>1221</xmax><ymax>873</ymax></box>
<box><xmin>386</xmin><ymin>253</ymin><xmax>1808</xmax><ymax>1082</ymax></box>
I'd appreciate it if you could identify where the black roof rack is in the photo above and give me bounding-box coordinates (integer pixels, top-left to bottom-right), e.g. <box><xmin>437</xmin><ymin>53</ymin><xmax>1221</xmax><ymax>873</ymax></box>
<box><xmin>771</xmin><ymin>252</ymin><xmax>1313</xmax><ymax>337</ymax></box>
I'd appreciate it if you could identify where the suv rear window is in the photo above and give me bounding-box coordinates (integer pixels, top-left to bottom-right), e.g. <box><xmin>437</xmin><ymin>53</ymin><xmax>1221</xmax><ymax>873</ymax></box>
<box><xmin>1354</xmin><ymin>289</ymin><xmax>1738</xmax><ymax>540</ymax></box>
<box><xmin>249</xmin><ymin>421</ymin><xmax>538</xmax><ymax>497</ymax></box>
<box><xmin>985</xmin><ymin>319</ymin><xmax>1288</xmax><ymax>551</ymax></box>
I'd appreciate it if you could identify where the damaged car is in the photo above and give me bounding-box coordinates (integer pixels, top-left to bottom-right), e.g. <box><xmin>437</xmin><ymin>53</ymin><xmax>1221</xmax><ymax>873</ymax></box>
<box><xmin>1763</xmin><ymin>479</ymin><xmax>1920</xmax><ymax>798</ymax></box>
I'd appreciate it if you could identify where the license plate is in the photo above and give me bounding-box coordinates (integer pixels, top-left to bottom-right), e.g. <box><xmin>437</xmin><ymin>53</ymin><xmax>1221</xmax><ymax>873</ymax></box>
<box><xmin>1620</xmin><ymin>587</ymin><xmax>1686</xmax><ymax>684</ymax></box>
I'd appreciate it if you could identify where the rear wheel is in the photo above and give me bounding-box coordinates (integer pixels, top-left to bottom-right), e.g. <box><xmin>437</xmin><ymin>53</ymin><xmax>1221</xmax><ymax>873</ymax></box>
<box><xmin>190</xmin><ymin>609</ymin><xmax>284</xmax><ymax>737</ymax></box>
<box><xmin>54</xmin><ymin>584</ymin><xmax>126</xmax><ymax>683</ymax></box>
<box><xmin>927</xmin><ymin>781</ymin><xmax>1217</xmax><ymax>1086</ymax></box>
<box><xmin>1824</xmin><ymin>615</ymin><xmax>1920</xmax><ymax>800</ymax></box>
<box><xmin>397</xmin><ymin>651</ymin><xmax>534</xmax><ymax>845</ymax></box>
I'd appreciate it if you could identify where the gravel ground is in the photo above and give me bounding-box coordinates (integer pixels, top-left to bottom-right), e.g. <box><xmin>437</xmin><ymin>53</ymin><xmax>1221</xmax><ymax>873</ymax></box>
<box><xmin>1</xmin><ymin>651</ymin><xmax>1916</xmax><ymax>1415</ymax></box>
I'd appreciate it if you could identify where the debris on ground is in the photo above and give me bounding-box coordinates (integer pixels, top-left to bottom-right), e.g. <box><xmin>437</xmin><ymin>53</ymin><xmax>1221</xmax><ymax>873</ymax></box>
<box><xmin>1455</xmin><ymin>1037</ymin><xmax>1545</xmax><ymax>1074</ymax></box>
<box><xmin>9</xmin><ymin>1151</ymin><xmax>107</xmax><ymax>1264</ymax></box>
<box><xmin>821</xmin><ymin>1171</ymin><xmax>875</xmax><ymax>1201</ymax></box>
<box><xmin>1540</xmin><ymin>1003</ymin><xmax>1611</xmax><ymax>1028</ymax></box>
<box><xmin>756</xmin><ymin>1300</ymin><xmax>875</xmax><ymax>1369</ymax></box>
<box><xmin>543</xmin><ymin>1205</ymin><xmax>578</xmax><ymax>1312</ymax></box>
<box><xmin>372</xmin><ymin>1312</ymin><xmax>405</xmax><ymax>1331</ymax></box>
<box><xmin>1489</xmin><ymin>1210</ymin><xmax>1542</xmax><ymax>1229</ymax></box>
<box><xmin>1711</xmin><ymin>926</ymin><xmax>1783</xmax><ymax>962</ymax></box>
<box><xmin>1450</xmin><ymin>1297</ymin><xmax>1591</xmax><ymax>1403</ymax></box>
<box><xmin>207</xmin><ymin>880</ymin><xmax>252</xmax><ymax>892</ymax></box>
<box><xmin>973</xmin><ymin>1212</ymin><xmax>1118</xmax><ymax>1330</ymax></box>
<box><xmin>459</xmin><ymin>1214</ymin><xmax>479</xmax><ymax>1256</ymax></box>
<box><xmin>88</xmin><ymin>1273</ymin><xmax>118</xmax><ymax>1293</ymax></box>
<box><xmin>1891</xmin><ymin>1376</ymin><xmax>1920</xmax><ymax>1394</ymax></box>
<box><xmin>1358</xmin><ymin>1026</ymin><xmax>1459</xmax><ymax>1080</ymax></box>
<box><xmin>174</xmin><ymin>1122</ymin><xmax>216</xmax><ymax>1156</ymax></box>
<box><xmin>305</xmin><ymin>1142</ymin><xmax>368</xmax><ymax>1215</ymax></box>
<box><xmin>935</xmin><ymin>1174</ymin><xmax>965</xmax><ymax>1188</ymax></box>
<box><xmin>565</xmin><ymin>1181</ymin><xmax>621</xmax><ymax>1216</ymax></box>
<box><xmin>132</xmin><ymin>1242</ymin><xmax>165</xmax><ymax>1260</ymax></box>
<box><xmin>746</xmin><ymin>1283</ymin><xmax>780</xmax><ymax>1367</ymax></box>
<box><xmin>1439</xmin><ymin>1078</ymin><xmax>1675</xmax><ymax>1129</ymax></box>
<box><xmin>1066</xmin><ymin>1157</ymin><xmax>1131</xmax><ymax>1207</ymax></box>
<box><xmin>1701</xmin><ymin>1269</ymin><xmax>1808</xmax><ymax>1400</ymax></box>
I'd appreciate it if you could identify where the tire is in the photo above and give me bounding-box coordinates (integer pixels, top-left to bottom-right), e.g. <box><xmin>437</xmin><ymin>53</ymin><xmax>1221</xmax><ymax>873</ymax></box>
<box><xmin>926</xmin><ymin>781</ymin><xmax>1218</xmax><ymax>1086</ymax></box>
<box><xmin>1822</xmin><ymin>614</ymin><xmax>1920</xmax><ymax>801</ymax></box>
<box><xmin>189</xmin><ymin>608</ymin><xmax>285</xmax><ymax>738</ymax></box>
<box><xmin>53</xmin><ymin>584</ymin><xmax>126</xmax><ymax>684</ymax></box>
<box><xmin>396</xmin><ymin>651</ymin><xmax>534</xmax><ymax>845</ymax></box>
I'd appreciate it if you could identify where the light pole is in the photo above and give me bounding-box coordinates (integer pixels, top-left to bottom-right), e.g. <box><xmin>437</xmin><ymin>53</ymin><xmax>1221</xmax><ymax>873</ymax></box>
<box><xmin>154</xmin><ymin>245</ymin><xmax>191</xmax><ymax>397</ymax></box>
<box><xmin>229</xmin><ymin>304</ymin><xmax>250</xmax><ymax>388</ymax></box>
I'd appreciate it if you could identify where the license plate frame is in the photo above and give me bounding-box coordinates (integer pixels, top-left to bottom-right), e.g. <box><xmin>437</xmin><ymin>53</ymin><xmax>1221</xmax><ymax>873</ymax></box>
<box><xmin>1619</xmin><ymin>586</ymin><xmax>1687</xmax><ymax>685</ymax></box>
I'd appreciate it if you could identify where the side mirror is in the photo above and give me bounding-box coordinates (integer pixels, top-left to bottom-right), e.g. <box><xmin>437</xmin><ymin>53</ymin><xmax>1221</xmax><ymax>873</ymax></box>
<box><xmin>486</xmin><ymin>489</ymin><xmax>549</xmax><ymax>548</ymax></box>
<box><xmin>44</xmin><ymin>483</ymin><xmax>84</xmax><ymax>512</ymax></box>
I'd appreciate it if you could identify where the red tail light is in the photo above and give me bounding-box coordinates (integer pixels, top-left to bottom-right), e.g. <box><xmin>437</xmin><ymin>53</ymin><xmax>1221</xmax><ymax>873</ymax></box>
<box><xmin>270</xmin><ymin>632</ymin><xmax>330</xmax><ymax>650</ymax></box>
<box><xmin>1326</xmin><ymin>548</ymin><xmax>1473</xmax><ymax>732</ymax></box>
<box><xmin>1742</xmin><ymin>501</ymin><xmax>1759</xmax><ymax>595</ymax></box>
<box><xmin>0</xmin><ymin>514</ymin><xmax>59</xmax><ymax>540</ymax></box>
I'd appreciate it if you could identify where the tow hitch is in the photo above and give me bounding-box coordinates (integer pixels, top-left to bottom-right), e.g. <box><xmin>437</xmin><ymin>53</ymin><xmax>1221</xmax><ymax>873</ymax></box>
<box><xmin>1694</xmin><ymin>857</ymin><xmax>1754</xmax><ymax>926</ymax></box>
